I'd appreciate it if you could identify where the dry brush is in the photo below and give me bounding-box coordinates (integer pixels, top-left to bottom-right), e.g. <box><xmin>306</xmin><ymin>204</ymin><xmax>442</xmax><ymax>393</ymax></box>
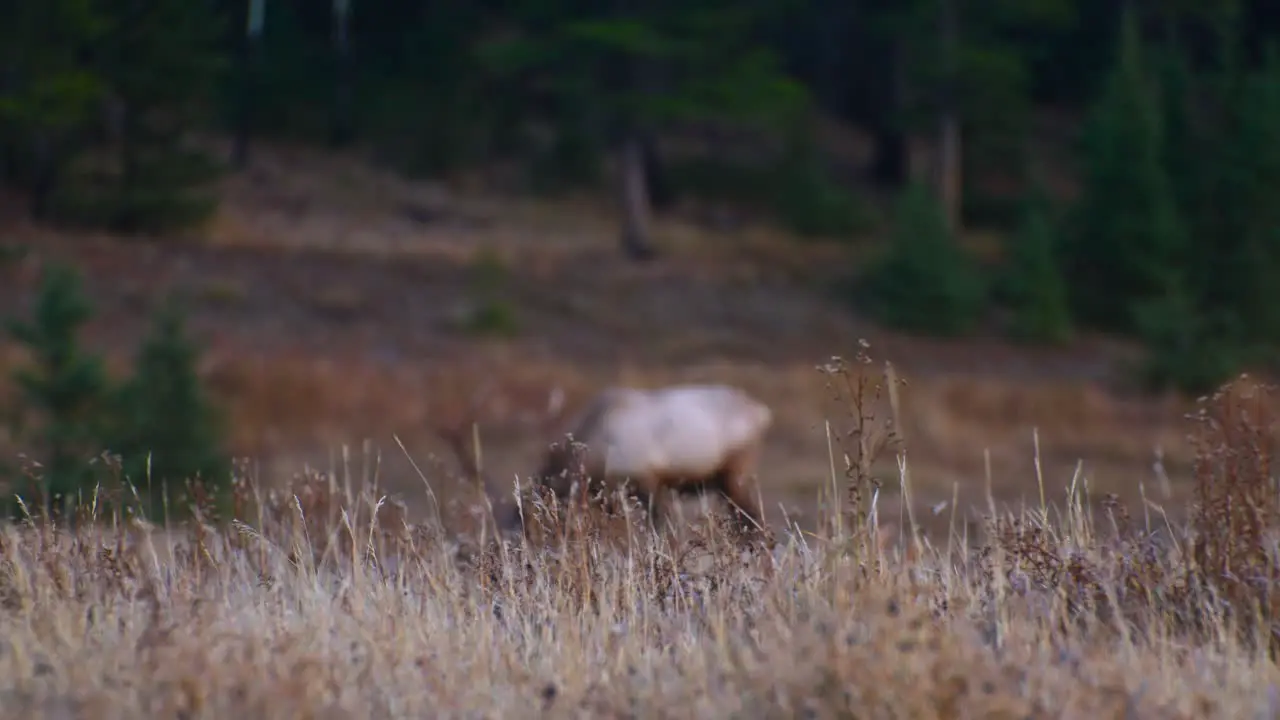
<box><xmin>0</xmin><ymin>348</ymin><xmax>1278</xmax><ymax>718</ymax></box>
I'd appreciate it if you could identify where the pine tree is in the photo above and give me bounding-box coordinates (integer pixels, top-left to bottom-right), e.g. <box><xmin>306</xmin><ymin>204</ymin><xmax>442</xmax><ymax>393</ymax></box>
<box><xmin>1151</xmin><ymin>31</ymin><xmax>1280</xmax><ymax>386</ymax></box>
<box><xmin>1065</xmin><ymin>7</ymin><xmax>1187</xmax><ymax>333</ymax></box>
<box><xmin>860</xmin><ymin>182</ymin><xmax>986</xmax><ymax>336</ymax></box>
<box><xmin>479</xmin><ymin>0</ymin><xmax>808</xmax><ymax>259</ymax></box>
<box><xmin>771</xmin><ymin>117</ymin><xmax>869</xmax><ymax>239</ymax></box>
<box><xmin>1131</xmin><ymin>274</ymin><xmax>1239</xmax><ymax>394</ymax></box>
<box><xmin>1195</xmin><ymin>47</ymin><xmax>1280</xmax><ymax>349</ymax></box>
<box><xmin>5</xmin><ymin>263</ymin><xmax>112</xmax><ymax>519</ymax></box>
<box><xmin>1001</xmin><ymin>180</ymin><xmax>1073</xmax><ymax>345</ymax></box>
<box><xmin>0</xmin><ymin>0</ymin><xmax>108</xmax><ymax>218</ymax></box>
<box><xmin>68</xmin><ymin>0</ymin><xmax>229</xmax><ymax>233</ymax></box>
<box><xmin>1153</xmin><ymin>38</ymin><xmax>1199</xmax><ymax>222</ymax></box>
<box><xmin>106</xmin><ymin>299</ymin><xmax>231</xmax><ymax>521</ymax></box>
<box><xmin>1109</xmin><ymin>16</ymin><xmax>1280</xmax><ymax>393</ymax></box>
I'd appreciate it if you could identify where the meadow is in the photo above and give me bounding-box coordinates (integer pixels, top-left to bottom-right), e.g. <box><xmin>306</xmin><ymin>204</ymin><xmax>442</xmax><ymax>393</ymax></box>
<box><xmin>3</xmin><ymin>1</ymin><xmax>1280</xmax><ymax>714</ymax></box>
<box><xmin>1</xmin><ymin>355</ymin><xmax>1277</xmax><ymax>719</ymax></box>
<box><xmin>0</xmin><ymin>145</ymin><xmax>1196</xmax><ymax>536</ymax></box>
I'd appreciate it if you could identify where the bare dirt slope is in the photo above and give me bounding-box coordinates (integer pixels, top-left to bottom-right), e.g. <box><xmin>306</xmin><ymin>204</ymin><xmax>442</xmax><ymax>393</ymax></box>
<box><xmin>0</xmin><ymin>144</ymin><xmax>1197</xmax><ymax>536</ymax></box>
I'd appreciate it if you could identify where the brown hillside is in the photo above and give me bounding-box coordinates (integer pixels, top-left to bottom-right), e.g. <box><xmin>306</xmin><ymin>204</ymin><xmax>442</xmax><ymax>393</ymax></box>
<box><xmin>0</xmin><ymin>142</ymin><xmax>1195</xmax><ymax>537</ymax></box>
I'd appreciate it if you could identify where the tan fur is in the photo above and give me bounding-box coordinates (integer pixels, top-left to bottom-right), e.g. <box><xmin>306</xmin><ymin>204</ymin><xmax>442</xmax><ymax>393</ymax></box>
<box><xmin>434</xmin><ymin>383</ymin><xmax>773</xmax><ymax>539</ymax></box>
<box><xmin>514</xmin><ymin>384</ymin><xmax>773</xmax><ymax>537</ymax></box>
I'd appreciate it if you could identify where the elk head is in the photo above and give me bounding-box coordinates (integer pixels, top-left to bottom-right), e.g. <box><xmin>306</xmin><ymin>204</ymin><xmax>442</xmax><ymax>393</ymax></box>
<box><xmin>427</xmin><ymin>377</ymin><xmax>568</xmax><ymax>537</ymax></box>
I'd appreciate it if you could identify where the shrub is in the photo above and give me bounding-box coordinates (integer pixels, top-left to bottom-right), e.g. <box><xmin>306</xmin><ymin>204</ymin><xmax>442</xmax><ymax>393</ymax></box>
<box><xmin>999</xmin><ymin>181</ymin><xmax>1073</xmax><ymax>345</ymax></box>
<box><xmin>1064</xmin><ymin>7</ymin><xmax>1187</xmax><ymax>333</ymax></box>
<box><xmin>105</xmin><ymin>299</ymin><xmax>231</xmax><ymax>521</ymax></box>
<box><xmin>1131</xmin><ymin>278</ymin><xmax>1240</xmax><ymax>395</ymax></box>
<box><xmin>770</xmin><ymin>126</ymin><xmax>875</xmax><ymax>240</ymax></box>
<box><xmin>4</xmin><ymin>262</ymin><xmax>112</xmax><ymax>519</ymax></box>
<box><xmin>858</xmin><ymin>182</ymin><xmax>986</xmax><ymax>336</ymax></box>
<box><xmin>458</xmin><ymin>249</ymin><xmax>520</xmax><ymax>337</ymax></box>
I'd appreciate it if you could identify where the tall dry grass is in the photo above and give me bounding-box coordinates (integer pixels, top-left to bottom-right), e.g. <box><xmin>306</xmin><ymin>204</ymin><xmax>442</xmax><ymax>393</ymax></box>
<box><xmin>2</xmin><ymin>349</ymin><xmax>1279</xmax><ymax>718</ymax></box>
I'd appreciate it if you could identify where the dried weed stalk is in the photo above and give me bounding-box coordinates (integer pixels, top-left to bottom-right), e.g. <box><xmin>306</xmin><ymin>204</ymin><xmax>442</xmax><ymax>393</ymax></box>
<box><xmin>981</xmin><ymin>374</ymin><xmax>1280</xmax><ymax>655</ymax></box>
<box><xmin>817</xmin><ymin>340</ymin><xmax>907</xmax><ymax>565</ymax></box>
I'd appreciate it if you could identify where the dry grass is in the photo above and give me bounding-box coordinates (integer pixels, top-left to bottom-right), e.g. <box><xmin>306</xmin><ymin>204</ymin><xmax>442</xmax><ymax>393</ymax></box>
<box><xmin>4</xmin><ymin>140</ymin><xmax>1275</xmax><ymax>715</ymax></box>
<box><xmin>189</xmin><ymin>349</ymin><xmax>1191</xmax><ymax>466</ymax></box>
<box><xmin>180</xmin><ymin>349</ymin><xmax>1197</xmax><ymax>536</ymax></box>
<box><xmin>3</xmin><ymin>354</ymin><xmax>1280</xmax><ymax>718</ymax></box>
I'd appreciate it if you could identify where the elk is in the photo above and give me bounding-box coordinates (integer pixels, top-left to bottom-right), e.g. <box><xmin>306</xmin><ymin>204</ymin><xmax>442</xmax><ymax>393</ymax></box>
<box><xmin>432</xmin><ymin>382</ymin><xmax>774</xmax><ymax>539</ymax></box>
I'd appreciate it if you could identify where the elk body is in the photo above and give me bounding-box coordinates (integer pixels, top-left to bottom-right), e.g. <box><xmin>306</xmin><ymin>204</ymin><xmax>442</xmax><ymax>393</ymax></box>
<box><xmin>490</xmin><ymin>384</ymin><xmax>774</xmax><ymax>537</ymax></box>
<box><xmin>433</xmin><ymin>382</ymin><xmax>774</xmax><ymax>537</ymax></box>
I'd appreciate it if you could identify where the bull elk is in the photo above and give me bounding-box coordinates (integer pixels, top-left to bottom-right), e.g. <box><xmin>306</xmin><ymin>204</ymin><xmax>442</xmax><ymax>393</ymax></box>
<box><xmin>432</xmin><ymin>382</ymin><xmax>774</xmax><ymax>539</ymax></box>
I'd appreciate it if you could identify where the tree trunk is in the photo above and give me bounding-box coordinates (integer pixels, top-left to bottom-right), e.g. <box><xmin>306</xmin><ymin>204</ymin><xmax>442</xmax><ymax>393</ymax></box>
<box><xmin>330</xmin><ymin>0</ymin><xmax>354</xmax><ymax>147</ymax></box>
<box><xmin>618</xmin><ymin>132</ymin><xmax>657</xmax><ymax>261</ymax></box>
<box><xmin>232</xmin><ymin>37</ymin><xmax>256</xmax><ymax>168</ymax></box>
<box><xmin>29</xmin><ymin>131</ymin><xmax>55</xmax><ymax>221</ymax></box>
<box><xmin>233</xmin><ymin>0</ymin><xmax>266</xmax><ymax>169</ymax></box>
<box><xmin>117</xmin><ymin>100</ymin><xmax>138</xmax><ymax>232</ymax></box>
<box><xmin>936</xmin><ymin>0</ymin><xmax>962</xmax><ymax>232</ymax></box>
<box><xmin>612</xmin><ymin>0</ymin><xmax>660</xmax><ymax>261</ymax></box>
<box><xmin>0</xmin><ymin>64</ymin><xmax>13</xmax><ymax>192</ymax></box>
<box><xmin>871</xmin><ymin>128</ymin><xmax>908</xmax><ymax>186</ymax></box>
<box><xmin>869</xmin><ymin>37</ymin><xmax>909</xmax><ymax>187</ymax></box>
<box><xmin>937</xmin><ymin>115</ymin><xmax>961</xmax><ymax>231</ymax></box>
<box><xmin>641</xmin><ymin>130</ymin><xmax>674</xmax><ymax>212</ymax></box>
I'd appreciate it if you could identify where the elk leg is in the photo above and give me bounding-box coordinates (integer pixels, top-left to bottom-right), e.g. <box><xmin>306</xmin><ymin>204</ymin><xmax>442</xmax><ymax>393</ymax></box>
<box><xmin>496</xmin><ymin>498</ymin><xmax>523</xmax><ymax>536</ymax></box>
<box><xmin>716</xmin><ymin>449</ymin><xmax>766</xmax><ymax>536</ymax></box>
<box><xmin>638</xmin><ymin>481</ymin><xmax>675</xmax><ymax>537</ymax></box>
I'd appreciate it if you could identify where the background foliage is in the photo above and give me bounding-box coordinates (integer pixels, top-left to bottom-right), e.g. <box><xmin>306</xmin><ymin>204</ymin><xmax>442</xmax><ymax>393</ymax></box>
<box><xmin>1</xmin><ymin>0</ymin><xmax>1280</xmax><ymax>507</ymax></box>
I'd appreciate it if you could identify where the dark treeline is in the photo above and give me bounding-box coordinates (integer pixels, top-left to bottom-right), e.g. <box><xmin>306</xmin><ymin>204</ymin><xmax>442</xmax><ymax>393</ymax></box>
<box><xmin>2</xmin><ymin>0</ymin><xmax>1280</xmax><ymax>396</ymax></box>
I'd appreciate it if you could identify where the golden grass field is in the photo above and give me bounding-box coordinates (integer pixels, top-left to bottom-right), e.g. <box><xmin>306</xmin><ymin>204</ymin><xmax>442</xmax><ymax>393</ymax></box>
<box><xmin>2</xmin><ymin>143</ymin><xmax>1276</xmax><ymax>717</ymax></box>
<box><xmin>0</xmin><ymin>365</ymin><xmax>1277</xmax><ymax>718</ymax></box>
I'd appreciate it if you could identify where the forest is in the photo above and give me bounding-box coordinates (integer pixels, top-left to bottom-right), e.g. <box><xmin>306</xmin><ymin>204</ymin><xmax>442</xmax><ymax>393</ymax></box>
<box><xmin>2</xmin><ymin>1</ymin><xmax>1279</xmax><ymax>394</ymax></box>
<box><xmin>1</xmin><ymin>0</ymin><xmax>1279</xmax><ymax>507</ymax></box>
<box><xmin>3</xmin><ymin>3</ymin><xmax>1280</xmax><ymax>715</ymax></box>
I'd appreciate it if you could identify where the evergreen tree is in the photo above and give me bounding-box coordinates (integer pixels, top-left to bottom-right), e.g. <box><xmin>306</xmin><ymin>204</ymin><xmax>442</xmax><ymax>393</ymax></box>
<box><xmin>1001</xmin><ymin>180</ymin><xmax>1073</xmax><ymax>345</ymax></box>
<box><xmin>1191</xmin><ymin>47</ymin><xmax>1280</xmax><ymax>349</ymax></box>
<box><xmin>0</xmin><ymin>0</ymin><xmax>108</xmax><ymax>218</ymax></box>
<box><xmin>1153</xmin><ymin>39</ymin><xmax>1198</xmax><ymax>221</ymax></box>
<box><xmin>859</xmin><ymin>182</ymin><xmax>986</xmax><ymax>336</ymax></box>
<box><xmin>1131</xmin><ymin>274</ymin><xmax>1240</xmax><ymax>395</ymax></box>
<box><xmin>5</xmin><ymin>263</ymin><xmax>112</xmax><ymax>519</ymax></box>
<box><xmin>106</xmin><ymin>299</ymin><xmax>231</xmax><ymax>521</ymax></box>
<box><xmin>479</xmin><ymin>0</ymin><xmax>808</xmax><ymax>259</ymax></box>
<box><xmin>1149</xmin><ymin>28</ymin><xmax>1280</xmax><ymax>387</ymax></box>
<box><xmin>770</xmin><ymin>117</ymin><xmax>870</xmax><ymax>239</ymax></box>
<box><xmin>1065</xmin><ymin>7</ymin><xmax>1187</xmax><ymax>333</ymax></box>
<box><xmin>65</xmin><ymin>0</ymin><xmax>229</xmax><ymax>233</ymax></box>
